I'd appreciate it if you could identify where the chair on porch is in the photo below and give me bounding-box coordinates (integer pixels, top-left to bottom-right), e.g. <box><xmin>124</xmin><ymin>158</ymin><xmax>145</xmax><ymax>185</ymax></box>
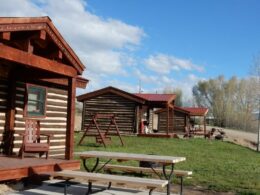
<box><xmin>19</xmin><ymin>119</ymin><xmax>51</xmax><ymax>159</ymax></box>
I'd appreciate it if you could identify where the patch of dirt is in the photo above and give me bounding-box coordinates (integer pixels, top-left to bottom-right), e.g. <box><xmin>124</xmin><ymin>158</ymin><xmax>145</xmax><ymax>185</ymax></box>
<box><xmin>208</xmin><ymin>126</ymin><xmax>258</xmax><ymax>150</ymax></box>
<box><xmin>184</xmin><ymin>185</ymin><xmax>235</xmax><ymax>195</ymax></box>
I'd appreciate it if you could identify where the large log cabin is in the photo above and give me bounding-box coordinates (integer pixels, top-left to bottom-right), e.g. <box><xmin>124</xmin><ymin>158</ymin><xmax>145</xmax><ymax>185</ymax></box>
<box><xmin>0</xmin><ymin>17</ymin><xmax>88</xmax><ymax>160</ymax></box>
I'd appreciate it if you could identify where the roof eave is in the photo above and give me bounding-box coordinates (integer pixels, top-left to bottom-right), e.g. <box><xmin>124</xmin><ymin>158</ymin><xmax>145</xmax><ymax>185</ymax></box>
<box><xmin>0</xmin><ymin>16</ymin><xmax>86</xmax><ymax>74</ymax></box>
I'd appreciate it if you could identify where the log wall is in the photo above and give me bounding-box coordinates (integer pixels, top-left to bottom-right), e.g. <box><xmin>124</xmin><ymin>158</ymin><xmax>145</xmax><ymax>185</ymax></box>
<box><xmin>82</xmin><ymin>93</ymin><xmax>137</xmax><ymax>134</ymax></box>
<box><xmin>13</xmin><ymin>82</ymin><xmax>68</xmax><ymax>157</ymax></box>
<box><xmin>157</xmin><ymin>110</ymin><xmax>187</xmax><ymax>132</ymax></box>
<box><xmin>157</xmin><ymin>110</ymin><xmax>173</xmax><ymax>133</ymax></box>
<box><xmin>0</xmin><ymin>79</ymin><xmax>7</xmax><ymax>149</ymax></box>
<box><xmin>173</xmin><ymin>110</ymin><xmax>186</xmax><ymax>131</ymax></box>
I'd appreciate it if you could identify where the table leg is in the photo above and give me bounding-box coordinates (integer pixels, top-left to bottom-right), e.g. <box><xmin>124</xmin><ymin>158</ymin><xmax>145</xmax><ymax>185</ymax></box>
<box><xmin>162</xmin><ymin>163</ymin><xmax>174</xmax><ymax>195</ymax></box>
<box><xmin>83</xmin><ymin>158</ymin><xmax>100</xmax><ymax>172</ymax></box>
<box><xmin>86</xmin><ymin>182</ymin><xmax>92</xmax><ymax>195</ymax></box>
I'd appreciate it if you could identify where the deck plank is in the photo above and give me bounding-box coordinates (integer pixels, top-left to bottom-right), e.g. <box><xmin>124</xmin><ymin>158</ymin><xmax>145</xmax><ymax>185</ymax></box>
<box><xmin>0</xmin><ymin>156</ymin><xmax>80</xmax><ymax>181</ymax></box>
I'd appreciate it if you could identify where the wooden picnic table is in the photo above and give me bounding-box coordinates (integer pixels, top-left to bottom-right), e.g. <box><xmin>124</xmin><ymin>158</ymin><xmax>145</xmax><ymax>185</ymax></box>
<box><xmin>76</xmin><ymin>151</ymin><xmax>186</xmax><ymax>195</ymax></box>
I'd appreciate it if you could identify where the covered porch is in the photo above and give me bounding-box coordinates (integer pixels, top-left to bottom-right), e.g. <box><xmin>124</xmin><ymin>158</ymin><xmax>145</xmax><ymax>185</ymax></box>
<box><xmin>182</xmin><ymin>107</ymin><xmax>209</xmax><ymax>135</ymax></box>
<box><xmin>134</xmin><ymin>94</ymin><xmax>177</xmax><ymax>137</ymax></box>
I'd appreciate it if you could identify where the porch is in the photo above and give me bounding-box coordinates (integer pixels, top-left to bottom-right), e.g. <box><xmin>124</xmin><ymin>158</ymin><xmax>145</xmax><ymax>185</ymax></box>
<box><xmin>0</xmin><ymin>156</ymin><xmax>80</xmax><ymax>182</ymax></box>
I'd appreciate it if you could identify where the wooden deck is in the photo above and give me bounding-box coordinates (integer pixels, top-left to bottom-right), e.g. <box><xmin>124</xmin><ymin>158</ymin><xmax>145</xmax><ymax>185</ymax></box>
<box><xmin>0</xmin><ymin>156</ymin><xmax>80</xmax><ymax>181</ymax></box>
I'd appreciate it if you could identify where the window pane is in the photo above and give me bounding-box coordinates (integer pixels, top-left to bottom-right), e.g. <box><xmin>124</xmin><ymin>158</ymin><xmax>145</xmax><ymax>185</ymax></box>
<box><xmin>28</xmin><ymin>93</ymin><xmax>38</xmax><ymax>101</ymax></box>
<box><xmin>26</xmin><ymin>85</ymin><xmax>46</xmax><ymax>117</ymax></box>
<box><xmin>28</xmin><ymin>101</ymin><xmax>38</xmax><ymax>112</ymax></box>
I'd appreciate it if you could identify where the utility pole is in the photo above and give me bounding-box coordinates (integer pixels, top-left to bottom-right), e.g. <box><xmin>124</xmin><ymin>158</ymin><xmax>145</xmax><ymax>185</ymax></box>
<box><xmin>138</xmin><ymin>79</ymin><xmax>142</xmax><ymax>93</ymax></box>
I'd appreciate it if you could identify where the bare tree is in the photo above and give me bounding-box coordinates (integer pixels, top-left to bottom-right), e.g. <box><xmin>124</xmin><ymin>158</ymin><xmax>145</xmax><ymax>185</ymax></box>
<box><xmin>163</xmin><ymin>87</ymin><xmax>183</xmax><ymax>106</ymax></box>
<box><xmin>193</xmin><ymin>76</ymin><xmax>256</xmax><ymax>130</ymax></box>
<box><xmin>250</xmin><ymin>55</ymin><xmax>260</xmax><ymax>151</ymax></box>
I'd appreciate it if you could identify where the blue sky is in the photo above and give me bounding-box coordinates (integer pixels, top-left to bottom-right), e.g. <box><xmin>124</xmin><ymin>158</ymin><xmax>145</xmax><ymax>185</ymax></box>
<box><xmin>1</xmin><ymin>0</ymin><xmax>260</xmax><ymax>101</ymax></box>
<box><xmin>87</xmin><ymin>0</ymin><xmax>260</xmax><ymax>77</ymax></box>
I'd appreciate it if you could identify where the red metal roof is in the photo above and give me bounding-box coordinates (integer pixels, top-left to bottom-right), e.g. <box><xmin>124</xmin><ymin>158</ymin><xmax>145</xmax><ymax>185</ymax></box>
<box><xmin>182</xmin><ymin>107</ymin><xmax>208</xmax><ymax>116</ymax></box>
<box><xmin>134</xmin><ymin>93</ymin><xmax>176</xmax><ymax>103</ymax></box>
<box><xmin>174</xmin><ymin>106</ymin><xmax>191</xmax><ymax>114</ymax></box>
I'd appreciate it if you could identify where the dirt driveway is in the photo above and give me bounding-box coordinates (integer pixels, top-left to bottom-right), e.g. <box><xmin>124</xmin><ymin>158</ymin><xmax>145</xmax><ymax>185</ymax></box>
<box><xmin>209</xmin><ymin>126</ymin><xmax>259</xmax><ymax>150</ymax></box>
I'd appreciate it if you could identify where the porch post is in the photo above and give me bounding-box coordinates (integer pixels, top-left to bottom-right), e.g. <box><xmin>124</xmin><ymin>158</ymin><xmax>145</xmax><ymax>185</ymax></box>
<box><xmin>4</xmin><ymin>71</ymin><xmax>16</xmax><ymax>155</ymax></box>
<box><xmin>167</xmin><ymin>105</ymin><xmax>169</xmax><ymax>135</ymax></box>
<box><xmin>204</xmin><ymin>116</ymin><xmax>206</xmax><ymax>134</ymax></box>
<box><xmin>66</xmin><ymin>77</ymin><xmax>76</xmax><ymax>160</ymax></box>
<box><xmin>135</xmin><ymin>105</ymin><xmax>140</xmax><ymax>134</ymax></box>
<box><xmin>172</xmin><ymin>107</ymin><xmax>174</xmax><ymax>132</ymax></box>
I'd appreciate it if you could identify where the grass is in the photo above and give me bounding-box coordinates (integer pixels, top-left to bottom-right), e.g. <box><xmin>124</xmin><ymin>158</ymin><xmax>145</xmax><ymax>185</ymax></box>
<box><xmin>74</xmin><ymin>133</ymin><xmax>260</xmax><ymax>194</ymax></box>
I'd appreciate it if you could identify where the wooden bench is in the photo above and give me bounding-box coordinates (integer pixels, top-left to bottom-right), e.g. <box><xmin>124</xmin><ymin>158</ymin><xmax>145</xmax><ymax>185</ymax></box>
<box><xmin>101</xmin><ymin>164</ymin><xmax>192</xmax><ymax>195</ymax></box>
<box><xmin>52</xmin><ymin>170</ymin><xmax>168</xmax><ymax>195</ymax></box>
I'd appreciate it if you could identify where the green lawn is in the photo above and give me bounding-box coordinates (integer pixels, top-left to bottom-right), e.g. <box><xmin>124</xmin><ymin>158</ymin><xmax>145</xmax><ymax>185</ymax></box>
<box><xmin>74</xmin><ymin>133</ymin><xmax>260</xmax><ymax>194</ymax></box>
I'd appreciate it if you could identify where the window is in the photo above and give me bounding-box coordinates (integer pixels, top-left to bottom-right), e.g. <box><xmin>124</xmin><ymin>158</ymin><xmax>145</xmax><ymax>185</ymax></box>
<box><xmin>26</xmin><ymin>84</ymin><xmax>47</xmax><ymax>117</ymax></box>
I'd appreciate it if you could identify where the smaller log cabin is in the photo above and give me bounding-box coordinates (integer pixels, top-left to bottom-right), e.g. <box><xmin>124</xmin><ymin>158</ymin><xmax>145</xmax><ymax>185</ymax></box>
<box><xmin>155</xmin><ymin>106</ymin><xmax>190</xmax><ymax>133</ymax></box>
<box><xmin>134</xmin><ymin>93</ymin><xmax>177</xmax><ymax>135</ymax></box>
<box><xmin>77</xmin><ymin>86</ymin><xmax>145</xmax><ymax>134</ymax></box>
<box><xmin>182</xmin><ymin>107</ymin><xmax>209</xmax><ymax>134</ymax></box>
<box><xmin>0</xmin><ymin>17</ymin><xmax>88</xmax><ymax>160</ymax></box>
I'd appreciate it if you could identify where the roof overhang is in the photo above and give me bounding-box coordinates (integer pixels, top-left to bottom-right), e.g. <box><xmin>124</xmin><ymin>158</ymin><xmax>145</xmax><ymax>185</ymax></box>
<box><xmin>0</xmin><ymin>16</ymin><xmax>85</xmax><ymax>75</ymax></box>
<box><xmin>77</xmin><ymin>86</ymin><xmax>146</xmax><ymax>104</ymax></box>
<box><xmin>76</xmin><ymin>76</ymin><xmax>89</xmax><ymax>89</ymax></box>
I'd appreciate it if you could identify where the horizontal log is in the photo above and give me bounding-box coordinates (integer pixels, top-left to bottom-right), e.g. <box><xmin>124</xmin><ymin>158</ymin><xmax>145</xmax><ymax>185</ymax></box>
<box><xmin>48</xmin><ymin>88</ymin><xmax>68</xmax><ymax>96</ymax></box>
<box><xmin>47</xmin><ymin>94</ymin><xmax>67</xmax><ymax>101</ymax></box>
<box><xmin>46</xmin><ymin>112</ymin><xmax>67</xmax><ymax>118</ymax></box>
<box><xmin>15</xmin><ymin>96</ymin><xmax>24</xmax><ymax>102</ymax></box>
<box><xmin>0</xmin><ymin>93</ymin><xmax>7</xmax><ymax>99</ymax></box>
<box><xmin>46</xmin><ymin>106</ymin><xmax>67</xmax><ymax>112</ymax></box>
<box><xmin>14</xmin><ymin>118</ymin><xmax>67</xmax><ymax>124</ymax></box>
<box><xmin>0</xmin><ymin>101</ymin><xmax>7</xmax><ymax>107</ymax></box>
<box><xmin>47</xmin><ymin>100</ymin><xmax>67</xmax><ymax>107</ymax></box>
<box><xmin>0</xmin><ymin>107</ymin><xmax>7</xmax><ymax>112</ymax></box>
<box><xmin>15</xmin><ymin>109</ymin><xmax>67</xmax><ymax>118</ymax></box>
<box><xmin>13</xmin><ymin>135</ymin><xmax>66</xmax><ymax>141</ymax></box>
<box><xmin>83</xmin><ymin>120</ymin><xmax>134</xmax><ymax>124</ymax></box>
<box><xmin>83</xmin><ymin>115</ymin><xmax>135</xmax><ymax>120</ymax></box>
<box><xmin>14</xmin><ymin>123</ymin><xmax>66</xmax><ymax>129</ymax></box>
<box><xmin>84</xmin><ymin>111</ymin><xmax>135</xmax><ymax>115</ymax></box>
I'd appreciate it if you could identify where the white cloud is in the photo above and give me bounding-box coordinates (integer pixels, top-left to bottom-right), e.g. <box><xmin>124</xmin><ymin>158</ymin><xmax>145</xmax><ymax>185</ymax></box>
<box><xmin>0</xmin><ymin>0</ymin><xmax>207</xmax><ymax>100</ymax></box>
<box><xmin>133</xmin><ymin>69</ymin><xmax>158</xmax><ymax>84</ymax></box>
<box><xmin>0</xmin><ymin>0</ymin><xmax>145</xmax><ymax>76</ymax></box>
<box><xmin>0</xmin><ymin>0</ymin><xmax>43</xmax><ymax>16</ymax></box>
<box><xmin>144</xmin><ymin>53</ymin><xmax>204</xmax><ymax>74</ymax></box>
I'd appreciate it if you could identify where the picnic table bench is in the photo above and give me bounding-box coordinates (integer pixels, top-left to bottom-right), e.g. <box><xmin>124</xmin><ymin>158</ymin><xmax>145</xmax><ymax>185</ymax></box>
<box><xmin>101</xmin><ymin>164</ymin><xmax>192</xmax><ymax>195</ymax></box>
<box><xmin>52</xmin><ymin>170</ymin><xmax>168</xmax><ymax>195</ymax></box>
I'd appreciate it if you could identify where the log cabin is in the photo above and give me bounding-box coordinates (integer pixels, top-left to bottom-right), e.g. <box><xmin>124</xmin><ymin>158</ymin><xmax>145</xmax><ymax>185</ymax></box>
<box><xmin>134</xmin><ymin>93</ymin><xmax>177</xmax><ymax>137</ymax></box>
<box><xmin>182</xmin><ymin>107</ymin><xmax>209</xmax><ymax>134</ymax></box>
<box><xmin>155</xmin><ymin>106</ymin><xmax>190</xmax><ymax>133</ymax></box>
<box><xmin>0</xmin><ymin>16</ymin><xmax>88</xmax><ymax>164</ymax></box>
<box><xmin>77</xmin><ymin>86</ymin><xmax>145</xmax><ymax>134</ymax></box>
